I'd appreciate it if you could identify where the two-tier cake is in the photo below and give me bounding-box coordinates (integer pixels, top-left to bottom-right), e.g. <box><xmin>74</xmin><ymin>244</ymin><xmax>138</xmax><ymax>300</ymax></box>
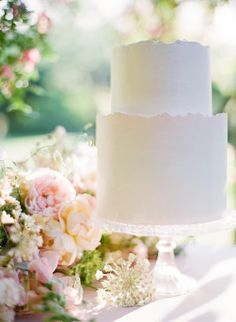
<box><xmin>96</xmin><ymin>41</ymin><xmax>227</xmax><ymax>225</ymax></box>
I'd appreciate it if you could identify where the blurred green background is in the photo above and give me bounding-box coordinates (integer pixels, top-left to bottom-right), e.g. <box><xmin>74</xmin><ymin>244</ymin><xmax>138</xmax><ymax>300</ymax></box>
<box><xmin>1</xmin><ymin>0</ymin><xmax>236</xmax><ymax>243</ymax></box>
<box><xmin>4</xmin><ymin>0</ymin><xmax>236</xmax><ymax>138</ymax></box>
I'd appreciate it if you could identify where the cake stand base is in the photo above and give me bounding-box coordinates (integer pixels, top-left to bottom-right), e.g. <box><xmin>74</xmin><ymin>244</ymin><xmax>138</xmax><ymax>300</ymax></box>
<box><xmin>98</xmin><ymin>209</ymin><xmax>236</xmax><ymax>298</ymax></box>
<box><xmin>153</xmin><ymin>238</ymin><xmax>196</xmax><ymax>297</ymax></box>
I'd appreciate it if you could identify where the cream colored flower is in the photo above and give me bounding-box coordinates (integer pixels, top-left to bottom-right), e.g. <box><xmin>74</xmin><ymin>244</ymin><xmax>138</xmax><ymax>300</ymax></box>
<box><xmin>97</xmin><ymin>254</ymin><xmax>155</xmax><ymax>307</ymax></box>
<box><xmin>59</xmin><ymin>195</ymin><xmax>101</xmax><ymax>252</ymax></box>
<box><xmin>0</xmin><ymin>279</ymin><xmax>22</xmax><ymax>307</ymax></box>
<box><xmin>68</xmin><ymin>144</ymin><xmax>97</xmax><ymax>195</ymax></box>
<box><xmin>44</xmin><ymin>195</ymin><xmax>101</xmax><ymax>266</ymax></box>
<box><xmin>1</xmin><ymin>212</ymin><xmax>15</xmax><ymax>225</ymax></box>
<box><xmin>53</xmin><ymin>233</ymin><xmax>78</xmax><ymax>266</ymax></box>
<box><xmin>7</xmin><ymin>213</ymin><xmax>43</xmax><ymax>262</ymax></box>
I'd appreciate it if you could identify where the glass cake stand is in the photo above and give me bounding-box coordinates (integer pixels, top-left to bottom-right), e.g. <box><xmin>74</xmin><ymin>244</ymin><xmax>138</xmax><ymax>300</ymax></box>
<box><xmin>98</xmin><ymin>209</ymin><xmax>236</xmax><ymax>297</ymax></box>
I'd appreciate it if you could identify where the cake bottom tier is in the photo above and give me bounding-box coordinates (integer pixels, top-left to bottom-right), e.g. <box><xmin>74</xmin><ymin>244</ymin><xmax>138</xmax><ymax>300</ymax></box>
<box><xmin>96</xmin><ymin>113</ymin><xmax>227</xmax><ymax>225</ymax></box>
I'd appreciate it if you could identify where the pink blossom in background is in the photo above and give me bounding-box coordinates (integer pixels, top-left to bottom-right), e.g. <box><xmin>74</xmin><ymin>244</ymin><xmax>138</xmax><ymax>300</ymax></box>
<box><xmin>0</xmin><ymin>65</ymin><xmax>14</xmax><ymax>80</ymax></box>
<box><xmin>22</xmin><ymin>48</ymin><xmax>41</xmax><ymax>65</ymax></box>
<box><xmin>22</xmin><ymin>48</ymin><xmax>41</xmax><ymax>73</ymax></box>
<box><xmin>37</xmin><ymin>13</ymin><xmax>51</xmax><ymax>34</ymax></box>
<box><xmin>25</xmin><ymin>168</ymin><xmax>76</xmax><ymax>218</ymax></box>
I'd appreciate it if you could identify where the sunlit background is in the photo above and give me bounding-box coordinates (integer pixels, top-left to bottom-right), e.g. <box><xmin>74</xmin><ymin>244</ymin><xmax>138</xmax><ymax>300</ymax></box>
<box><xmin>1</xmin><ymin>0</ymin><xmax>236</xmax><ymax>243</ymax></box>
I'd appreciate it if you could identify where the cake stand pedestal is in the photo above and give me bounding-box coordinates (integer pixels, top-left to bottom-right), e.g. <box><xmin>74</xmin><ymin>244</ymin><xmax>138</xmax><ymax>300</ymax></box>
<box><xmin>153</xmin><ymin>237</ymin><xmax>196</xmax><ymax>297</ymax></box>
<box><xmin>99</xmin><ymin>209</ymin><xmax>236</xmax><ymax>297</ymax></box>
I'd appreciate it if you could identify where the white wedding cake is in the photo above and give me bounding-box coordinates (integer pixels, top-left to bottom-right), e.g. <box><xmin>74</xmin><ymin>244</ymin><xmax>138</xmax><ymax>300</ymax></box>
<box><xmin>96</xmin><ymin>41</ymin><xmax>227</xmax><ymax>225</ymax></box>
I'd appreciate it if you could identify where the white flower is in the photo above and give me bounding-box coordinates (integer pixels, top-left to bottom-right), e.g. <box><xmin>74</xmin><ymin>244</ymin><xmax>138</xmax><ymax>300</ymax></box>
<box><xmin>1</xmin><ymin>212</ymin><xmax>15</xmax><ymax>225</ymax></box>
<box><xmin>0</xmin><ymin>307</ymin><xmax>15</xmax><ymax>322</ymax></box>
<box><xmin>97</xmin><ymin>254</ymin><xmax>155</xmax><ymax>307</ymax></box>
<box><xmin>95</xmin><ymin>270</ymin><xmax>104</xmax><ymax>280</ymax></box>
<box><xmin>0</xmin><ymin>269</ymin><xmax>25</xmax><ymax>321</ymax></box>
<box><xmin>7</xmin><ymin>213</ymin><xmax>43</xmax><ymax>262</ymax></box>
<box><xmin>67</xmin><ymin>144</ymin><xmax>97</xmax><ymax>195</ymax></box>
<box><xmin>0</xmin><ymin>278</ymin><xmax>21</xmax><ymax>307</ymax></box>
<box><xmin>0</xmin><ymin>197</ymin><xmax>5</xmax><ymax>207</ymax></box>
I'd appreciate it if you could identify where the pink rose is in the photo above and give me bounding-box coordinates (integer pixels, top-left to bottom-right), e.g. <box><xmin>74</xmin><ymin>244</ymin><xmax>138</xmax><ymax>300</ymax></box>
<box><xmin>25</xmin><ymin>168</ymin><xmax>76</xmax><ymax>218</ymax></box>
<box><xmin>29</xmin><ymin>250</ymin><xmax>60</xmax><ymax>283</ymax></box>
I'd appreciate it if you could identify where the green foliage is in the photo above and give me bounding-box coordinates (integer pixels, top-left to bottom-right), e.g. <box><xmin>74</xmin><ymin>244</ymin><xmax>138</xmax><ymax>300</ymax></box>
<box><xmin>154</xmin><ymin>0</ymin><xmax>228</xmax><ymax>9</ymax></box>
<box><xmin>70</xmin><ymin>250</ymin><xmax>104</xmax><ymax>287</ymax></box>
<box><xmin>98</xmin><ymin>234</ymin><xmax>136</xmax><ymax>255</ymax></box>
<box><xmin>0</xmin><ymin>227</ymin><xmax>8</xmax><ymax>249</ymax></box>
<box><xmin>0</xmin><ymin>165</ymin><xmax>7</xmax><ymax>179</ymax></box>
<box><xmin>11</xmin><ymin>185</ymin><xmax>26</xmax><ymax>210</ymax></box>
<box><xmin>0</xmin><ymin>202</ymin><xmax>16</xmax><ymax>214</ymax></box>
<box><xmin>0</xmin><ymin>0</ymin><xmax>52</xmax><ymax>114</ymax></box>
<box><xmin>208</xmin><ymin>0</ymin><xmax>229</xmax><ymax>9</ymax></box>
<box><xmin>35</xmin><ymin>283</ymin><xmax>81</xmax><ymax>322</ymax></box>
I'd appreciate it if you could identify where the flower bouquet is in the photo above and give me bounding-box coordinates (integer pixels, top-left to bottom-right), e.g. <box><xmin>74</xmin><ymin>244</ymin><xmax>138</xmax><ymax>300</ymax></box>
<box><xmin>0</xmin><ymin>127</ymin><xmax>159</xmax><ymax>322</ymax></box>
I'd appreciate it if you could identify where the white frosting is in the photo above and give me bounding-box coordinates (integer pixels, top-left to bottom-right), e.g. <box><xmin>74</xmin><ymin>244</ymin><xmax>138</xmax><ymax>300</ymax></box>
<box><xmin>97</xmin><ymin>40</ymin><xmax>227</xmax><ymax>226</ymax></box>
<box><xmin>97</xmin><ymin>113</ymin><xmax>227</xmax><ymax>225</ymax></box>
<box><xmin>111</xmin><ymin>41</ymin><xmax>212</xmax><ymax>116</ymax></box>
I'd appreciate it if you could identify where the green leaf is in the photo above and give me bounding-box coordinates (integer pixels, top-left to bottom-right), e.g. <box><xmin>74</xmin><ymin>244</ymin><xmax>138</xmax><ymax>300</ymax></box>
<box><xmin>7</xmin><ymin>101</ymin><xmax>33</xmax><ymax>114</ymax></box>
<box><xmin>70</xmin><ymin>250</ymin><xmax>104</xmax><ymax>287</ymax></box>
<box><xmin>28</xmin><ymin>85</ymin><xmax>45</xmax><ymax>96</ymax></box>
<box><xmin>33</xmin><ymin>284</ymin><xmax>82</xmax><ymax>322</ymax></box>
<box><xmin>0</xmin><ymin>202</ymin><xmax>16</xmax><ymax>214</ymax></box>
<box><xmin>98</xmin><ymin>233</ymin><xmax>136</xmax><ymax>255</ymax></box>
<box><xmin>0</xmin><ymin>227</ymin><xmax>8</xmax><ymax>249</ymax></box>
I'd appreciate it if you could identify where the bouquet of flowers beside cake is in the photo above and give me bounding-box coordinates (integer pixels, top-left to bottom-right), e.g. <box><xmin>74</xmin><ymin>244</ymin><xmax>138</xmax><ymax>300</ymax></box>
<box><xmin>0</xmin><ymin>162</ymin><xmax>100</xmax><ymax>321</ymax></box>
<box><xmin>0</xmin><ymin>127</ymin><xmax>159</xmax><ymax>322</ymax></box>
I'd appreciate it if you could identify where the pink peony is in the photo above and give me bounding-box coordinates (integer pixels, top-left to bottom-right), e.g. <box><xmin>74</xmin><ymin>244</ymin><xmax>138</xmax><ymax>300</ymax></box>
<box><xmin>25</xmin><ymin>168</ymin><xmax>76</xmax><ymax>218</ymax></box>
<box><xmin>29</xmin><ymin>250</ymin><xmax>60</xmax><ymax>283</ymax></box>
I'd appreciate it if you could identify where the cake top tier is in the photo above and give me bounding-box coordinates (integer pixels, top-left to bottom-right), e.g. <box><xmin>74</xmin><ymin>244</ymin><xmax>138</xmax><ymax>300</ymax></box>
<box><xmin>111</xmin><ymin>40</ymin><xmax>212</xmax><ymax>116</ymax></box>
